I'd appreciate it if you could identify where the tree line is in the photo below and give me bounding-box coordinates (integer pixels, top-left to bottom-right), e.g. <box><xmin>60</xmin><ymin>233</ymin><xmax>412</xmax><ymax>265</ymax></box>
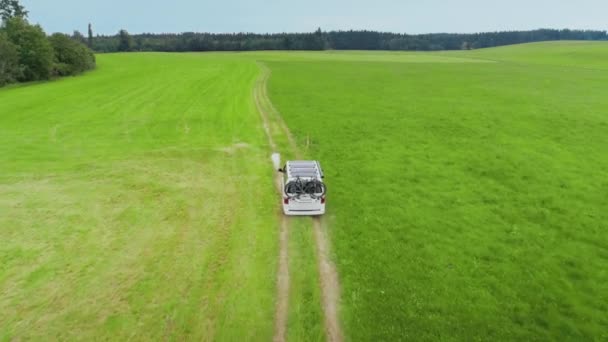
<box><xmin>91</xmin><ymin>28</ymin><xmax>607</xmax><ymax>53</ymax></box>
<box><xmin>0</xmin><ymin>0</ymin><xmax>95</xmax><ymax>87</ymax></box>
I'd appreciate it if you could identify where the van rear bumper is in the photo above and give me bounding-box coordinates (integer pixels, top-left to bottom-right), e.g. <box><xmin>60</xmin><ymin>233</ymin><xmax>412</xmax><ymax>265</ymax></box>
<box><xmin>283</xmin><ymin>206</ymin><xmax>325</xmax><ymax>216</ymax></box>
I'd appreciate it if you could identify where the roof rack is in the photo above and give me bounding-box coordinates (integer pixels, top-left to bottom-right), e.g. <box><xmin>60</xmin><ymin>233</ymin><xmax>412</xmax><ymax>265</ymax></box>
<box><xmin>286</xmin><ymin>161</ymin><xmax>324</xmax><ymax>179</ymax></box>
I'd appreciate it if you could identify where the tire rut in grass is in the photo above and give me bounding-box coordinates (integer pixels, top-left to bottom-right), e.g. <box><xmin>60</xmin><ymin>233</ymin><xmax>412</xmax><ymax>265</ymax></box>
<box><xmin>312</xmin><ymin>217</ymin><xmax>342</xmax><ymax>342</ymax></box>
<box><xmin>273</xmin><ymin>215</ymin><xmax>289</xmax><ymax>342</ymax></box>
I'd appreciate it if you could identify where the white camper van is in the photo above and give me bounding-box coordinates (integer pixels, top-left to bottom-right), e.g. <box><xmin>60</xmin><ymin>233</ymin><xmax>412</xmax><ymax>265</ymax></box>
<box><xmin>278</xmin><ymin>161</ymin><xmax>326</xmax><ymax>216</ymax></box>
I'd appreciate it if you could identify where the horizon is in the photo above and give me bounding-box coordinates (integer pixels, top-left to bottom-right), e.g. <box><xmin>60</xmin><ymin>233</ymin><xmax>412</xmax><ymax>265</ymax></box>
<box><xmin>21</xmin><ymin>0</ymin><xmax>608</xmax><ymax>36</ymax></box>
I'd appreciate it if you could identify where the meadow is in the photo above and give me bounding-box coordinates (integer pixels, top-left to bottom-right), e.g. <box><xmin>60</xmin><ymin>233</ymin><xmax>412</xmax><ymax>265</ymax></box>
<box><xmin>0</xmin><ymin>53</ymin><xmax>280</xmax><ymax>340</ymax></box>
<box><xmin>267</xmin><ymin>42</ymin><xmax>608</xmax><ymax>340</ymax></box>
<box><xmin>1</xmin><ymin>42</ymin><xmax>607</xmax><ymax>340</ymax></box>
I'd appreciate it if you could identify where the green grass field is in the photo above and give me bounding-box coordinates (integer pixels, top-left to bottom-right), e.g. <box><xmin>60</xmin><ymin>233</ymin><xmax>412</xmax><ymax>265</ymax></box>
<box><xmin>0</xmin><ymin>53</ymin><xmax>281</xmax><ymax>340</ymax></box>
<box><xmin>1</xmin><ymin>42</ymin><xmax>607</xmax><ymax>340</ymax></box>
<box><xmin>267</xmin><ymin>42</ymin><xmax>608</xmax><ymax>340</ymax></box>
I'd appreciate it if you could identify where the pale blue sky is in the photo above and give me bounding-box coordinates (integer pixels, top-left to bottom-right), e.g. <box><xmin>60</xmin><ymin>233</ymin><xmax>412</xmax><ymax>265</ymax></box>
<box><xmin>21</xmin><ymin>0</ymin><xmax>607</xmax><ymax>35</ymax></box>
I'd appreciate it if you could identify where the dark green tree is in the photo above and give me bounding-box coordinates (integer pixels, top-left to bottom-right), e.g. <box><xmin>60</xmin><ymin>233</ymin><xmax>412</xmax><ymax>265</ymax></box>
<box><xmin>117</xmin><ymin>29</ymin><xmax>132</xmax><ymax>51</ymax></box>
<box><xmin>0</xmin><ymin>0</ymin><xmax>28</xmax><ymax>21</ymax></box>
<box><xmin>312</xmin><ymin>27</ymin><xmax>324</xmax><ymax>49</ymax></box>
<box><xmin>72</xmin><ymin>30</ymin><xmax>86</xmax><ymax>44</ymax></box>
<box><xmin>4</xmin><ymin>17</ymin><xmax>53</xmax><ymax>81</ymax></box>
<box><xmin>0</xmin><ymin>31</ymin><xmax>20</xmax><ymax>85</ymax></box>
<box><xmin>49</xmin><ymin>33</ymin><xmax>96</xmax><ymax>76</ymax></box>
<box><xmin>87</xmin><ymin>23</ymin><xmax>93</xmax><ymax>47</ymax></box>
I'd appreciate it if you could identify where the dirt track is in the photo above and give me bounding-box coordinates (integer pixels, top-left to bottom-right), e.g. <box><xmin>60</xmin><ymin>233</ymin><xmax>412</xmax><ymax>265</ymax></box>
<box><xmin>254</xmin><ymin>62</ymin><xmax>342</xmax><ymax>342</ymax></box>
<box><xmin>312</xmin><ymin>217</ymin><xmax>343</xmax><ymax>342</ymax></box>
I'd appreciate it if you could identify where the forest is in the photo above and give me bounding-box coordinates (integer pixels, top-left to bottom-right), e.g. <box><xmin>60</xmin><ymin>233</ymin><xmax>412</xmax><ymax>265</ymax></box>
<box><xmin>92</xmin><ymin>28</ymin><xmax>608</xmax><ymax>52</ymax></box>
<box><xmin>0</xmin><ymin>0</ymin><xmax>95</xmax><ymax>87</ymax></box>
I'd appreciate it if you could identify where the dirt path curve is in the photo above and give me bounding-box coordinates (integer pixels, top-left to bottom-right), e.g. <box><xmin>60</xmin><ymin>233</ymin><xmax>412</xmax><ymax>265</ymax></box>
<box><xmin>255</xmin><ymin>62</ymin><xmax>343</xmax><ymax>342</ymax></box>
<box><xmin>253</xmin><ymin>63</ymin><xmax>290</xmax><ymax>342</ymax></box>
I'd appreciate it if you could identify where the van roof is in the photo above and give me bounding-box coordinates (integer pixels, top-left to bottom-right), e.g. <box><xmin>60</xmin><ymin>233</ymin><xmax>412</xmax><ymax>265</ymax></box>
<box><xmin>286</xmin><ymin>160</ymin><xmax>324</xmax><ymax>180</ymax></box>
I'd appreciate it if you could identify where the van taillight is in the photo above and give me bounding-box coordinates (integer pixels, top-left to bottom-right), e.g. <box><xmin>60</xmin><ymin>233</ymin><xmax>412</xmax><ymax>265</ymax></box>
<box><xmin>321</xmin><ymin>197</ymin><xmax>326</xmax><ymax>204</ymax></box>
<box><xmin>283</xmin><ymin>198</ymin><xmax>289</xmax><ymax>204</ymax></box>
